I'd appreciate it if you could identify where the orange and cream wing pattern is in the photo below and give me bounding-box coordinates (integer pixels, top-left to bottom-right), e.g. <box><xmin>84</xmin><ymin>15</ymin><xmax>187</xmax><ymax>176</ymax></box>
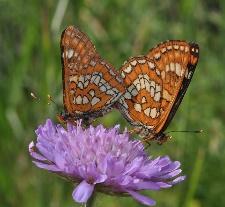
<box><xmin>61</xmin><ymin>26</ymin><xmax>125</xmax><ymax>122</ymax></box>
<box><xmin>117</xmin><ymin>40</ymin><xmax>199</xmax><ymax>142</ymax></box>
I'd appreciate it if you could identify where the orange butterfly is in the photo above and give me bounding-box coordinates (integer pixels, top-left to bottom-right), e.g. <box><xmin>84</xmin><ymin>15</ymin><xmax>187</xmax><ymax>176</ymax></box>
<box><xmin>116</xmin><ymin>40</ymin><xmax>199</xmax><ymax>143</ymax></box>
<box><xmin>60</xmin><ymin>26</ymin><xmax>125</xmax><ymax>125</ymax></box>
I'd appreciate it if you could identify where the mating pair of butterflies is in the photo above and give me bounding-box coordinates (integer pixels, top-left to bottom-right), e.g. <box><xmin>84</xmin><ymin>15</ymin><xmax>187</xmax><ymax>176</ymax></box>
<box><xmin>60</xmin><ymin>25</ymin><xmax>199</xmax><ymax>143</ymax></box>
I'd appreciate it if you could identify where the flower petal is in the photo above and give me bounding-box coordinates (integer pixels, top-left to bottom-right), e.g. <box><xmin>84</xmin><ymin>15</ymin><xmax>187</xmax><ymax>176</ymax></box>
<box><xmin>134</xmin><ymin>181</ymin><xmax>160</xmax><ymax>190</ymax></box>
<box><xmin>72</xmin><ymin>180</ymin><xmax>94</xmax><ymax>203</ymax></box>
<box><xmin>160</xmin><ymin>169</ymin><xmax>182</xmax><ymax>179</ymax></box>
<box><xmin>169</xmin><ymin>175</ymin><xmax>186</xmax><ymax>185</ymax></box>
<box><xmin>32</xmin><ymin>161</ymin><xmax>60</xmax><ymax>171</ymax></box>
<box><xmin>155</xmin><ymin>182</ymin><xmax>172</xmax><ymax>188</ymax></box>
<box><xmin>29</xmin><ymin>142</ymin><xmax>47</xmax><ymax>161</ymax></box>
<box><xmin>127</xmin><ymin>190</ymin><xmax>156</xmax><ymax>206</ymax></box>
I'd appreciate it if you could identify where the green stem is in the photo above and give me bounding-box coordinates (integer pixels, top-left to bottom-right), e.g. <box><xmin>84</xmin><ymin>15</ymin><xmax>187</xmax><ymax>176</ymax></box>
<box><xmin>84</xmin><ymin>192</ymin><xmax>97</xmax><ymax>207</ymax></box>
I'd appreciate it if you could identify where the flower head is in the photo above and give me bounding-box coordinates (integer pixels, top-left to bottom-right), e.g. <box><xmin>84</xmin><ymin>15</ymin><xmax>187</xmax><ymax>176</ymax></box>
<box><xmin>29</xmin><ymin>119</ymin><xmax>185</xmax><ymax>206</ymax></box>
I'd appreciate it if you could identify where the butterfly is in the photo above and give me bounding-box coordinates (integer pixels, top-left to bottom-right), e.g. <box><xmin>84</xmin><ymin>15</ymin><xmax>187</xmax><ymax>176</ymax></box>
<box><xmin>59</xmin><ymin>26</ymin><xmax>125</xmax><ymax>125</ymax></box>
<box><xmin>116</xmin><ymin>40</ymin><xmax>199</xmax><ymax>143</ymax></box>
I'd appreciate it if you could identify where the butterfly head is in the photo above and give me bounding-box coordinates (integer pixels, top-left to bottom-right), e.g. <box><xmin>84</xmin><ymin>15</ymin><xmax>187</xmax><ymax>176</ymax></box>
<box><xmin>57</xmin><ymin>111</ymin><xmax>94</xmax><ymax>127</ymax></box>
<box><xmin>141</xmin><ymin>130</ymin><xmax>172</xmax><ymax>145</ymax></box>
<box><xmin>155</xmin><ymin>133</ymin><xmax>172</xmax><ymax>145</ymax></box>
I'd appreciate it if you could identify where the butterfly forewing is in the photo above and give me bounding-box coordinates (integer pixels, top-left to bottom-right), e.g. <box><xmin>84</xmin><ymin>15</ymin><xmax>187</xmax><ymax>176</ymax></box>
<box><xmin>147</xmin><ymin>41</ymin><xmax>199</xmax><ymax>133</ymax></box>
<box><xmin>117</xmin><ymin>40</ymin><xmax>199</xmax><ymax>142</ymax></box>
<box><xmin>61</xmin><ymin>26</ymin><xmax>125</xmax><ymax>121</ymax></box>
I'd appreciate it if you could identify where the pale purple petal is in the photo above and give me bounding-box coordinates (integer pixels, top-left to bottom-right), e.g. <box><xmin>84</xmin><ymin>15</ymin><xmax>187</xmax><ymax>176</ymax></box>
<box><xmin>72</xmin><ymin>180</ymin><xmax>94</xmax><ymax>203</ymax></box>
<box><xmin>169</xmin><ymin>176</ymin><xmax>186</xmax><ymax>185</ymax></box>
<box><xmin>133</xmin><ymin>181</ymin><xmax>160</xmax><ymax>190</ymax></box>
<box><xmin>127</xmin><ymin>190</ymin><xmax>156</xmax><ymax>206</ymax></box>
<box><xmin>32</xmin><ymin>161</ymin><xmax>60</xmax><ymax>171</ymax></box>
<box><xmin>29</xmin><ymin>142</ymin><xmax>47</xmax><ymax>161</ymax></box>
<box><xmin>155</xmin><ymin>182</ymin><xmax>172</xmax><ymax>188</ymax></box>
<box><xmin>159</xmin><ymin>169</ymin><xmax>182</xmax><ymax>179</ymax></box>
<box><xmin>161</xmin><ymin>161</ymin><xmax>181</xmax><ymax>173</ymax></box>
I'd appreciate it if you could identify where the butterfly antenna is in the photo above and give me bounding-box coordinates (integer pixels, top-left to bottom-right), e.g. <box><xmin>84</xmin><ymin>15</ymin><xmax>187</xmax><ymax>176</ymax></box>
<box><xmin>166</xmin><ymin>129</ymin><xmax>203</xmax><ymax>134</ymax></box>
<box><xmin>47</xmin><ymin>94</ymin><xmax>62</xmax><ymax>111</ymax></box>
<box><xmin>30</xmin><ymin>92</ymin><xmax>40</xmax><ymax>101</ymax></box>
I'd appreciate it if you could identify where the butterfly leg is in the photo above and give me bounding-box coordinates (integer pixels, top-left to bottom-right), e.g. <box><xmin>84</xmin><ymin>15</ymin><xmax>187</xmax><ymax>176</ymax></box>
<box><xmin>143</xmin><ymin>140</ymin><xmax>152</xmax><ymax>149</ymax></box>
<box><xmin>56</xmin><ymin>114</ymin><xmax>68</xmax><ymax>126</ymax></box>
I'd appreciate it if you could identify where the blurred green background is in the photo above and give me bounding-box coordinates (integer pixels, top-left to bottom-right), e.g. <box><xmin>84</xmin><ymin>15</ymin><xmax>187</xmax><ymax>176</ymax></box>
<box><xmin>1</xmin><ymin>0</ymin><xmax>225</xmax><ymax>206</ymax></box>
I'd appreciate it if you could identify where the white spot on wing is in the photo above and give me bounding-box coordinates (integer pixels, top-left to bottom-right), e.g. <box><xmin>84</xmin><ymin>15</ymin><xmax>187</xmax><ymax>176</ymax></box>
<box><xmin>134</xmin><ymin>79</ymin><xmax>141</xmax><ymax>91</ymax></box>
<box><xmin>155</xmin><ymin>84</ymin><xmax>161</xmax><ymax>93</ymax></box>
<box><xmin>77</xmin><ymin>81</ymin><xmax>84</xmax><ymax>89</ymax></box>
<box><xmin>121</xmin><ymin>71</ymin><xmax>126</xmax><ymax>79</ymax></box>
<box><xmin>75</xmin><ymin>95</ymin><xmax>82</xmax><ymax>105</ymax></box>
<box><xmin>84</xmin><ymin>79</ymin><xmax>90</xmax><ymax>88</ymax></box>
<box><xmin>150</xmin><ymin>87</ymin><xmax>154</xmax><ymax>97</ymax></box>
<box><xmin>185</xmin><ymin>46</ymin><xmax>189</xmax><ymax>53</ymax></box>
<box><xmin>69</xmin><ymin>75</ymin><xmax>78</xmax><ymax>83</ymax></box>
<box><xmin>89</xmin><ymin>90</ymin><xmax>95</xmax><ymax>97</ymax></box>
<box><xmin>144</xmin><ymin>107</ymin><xmax>150</xmax><ymax>116</ymax></box>
<box><xmin>167</xmin><ymin>45</ymin><xmax>172</xmax><ymax>50</ymax></box>
<box><xmin>173</xmin><ymin>45</ymin><xmax>179</xmax><ymax>50</ymax></box>
<box><xmin>154</xmin><ymin>92</ymin><xmax>161</xmax><ymax>102</ymax></box>
<box><xmin>156</xmin><ymin>69</ymin><xmax>161</xmax><ymax>76</ymax></box>
<box><xmin>90</xmin><ymin>60</ymin><xmax>96</xmax><ymax>67</ymax></box>
<box><xmin>170</xmin><ymin>62</ymin><xmax>175</xmax><ymax>72</ymax></box>
<box><xmin>91</xmin><ymin>97</ymin><xmax>100</xmax><ymax>106</ymax></box>
<box><xmin>161</xmin><ymin>47</ymin><xmax>166</xmax><ymax>53</ymax></box>
<box><xmin>131</xmin><ymin>60</ymin><xmax>137</xmax><ymax>66</ymax></box>
<box><xmin>166</xmin><ymin>64</ymin><xmax>170</xmax><ymax>72</ymax></box>
<box><xmin>163</xmin><ymin>89</ymin><xmax>172</xmax><ymax>101</ymax></box>
<box><xmin>100</xmin><ymin>85</ymin><xmax>107</xmax><ymax>92</ymax></box>
<box><xmin>142</xmin><ymin>96</ymin><xmax>147</xmax><ymax>103</ymax></box>
<box><xmin>106</xmin><ymin>90</ymin><xmax>115</xmax><ymax>96</ymax></box>
<box><xmin>67</xmin><ymin>49</ymin><xmax>74</xmax><ymax>59</ymax></box>
<box><xmin>151</xmin><ymin>81</ymin><xmax>155</xmax><ymax>89</ymax></box>
<box><xmin>124</xmin><ymin>65</ymin><xmax>132</xmax><ymax>73</ymax></box>
<box><xmin>83</xmin><ymin>96</ymin><xmax>89</xmax><ymax>104</ymax></box>
<box><xmin>79</xmin><ymin>76</ymin><xmax>85</xmax><ymax>83</ymax></box>
<box><xmin>148</xmin><ymin>61</ymin><xmax>155</xmax><ymax>69</ymax></box>
<box><xmin>150</xmin><ymin>108</ymin><xmax>157</xmax><ymax>118</ymax></box>
<box><xmin>138</xmin><ymin>59</ymin><xmax>146</xmax><ymax>64</ymax></box>
<box><xmin>124</xmin><ymin>92</ymin><xmax>132</xmax><ymax>99</ymax></box>
<box><xmin>140</xmin><ymin>78</ymin><xmax>145</xmax><ymax>89</ymax></box>
<box><xmin>187</xmin><ymin>71</ymin><xmax>193</xmax><ymax>79</ymax></box>
<box><xmin>93</xmin><ymin>75</ymin><xmax>101</xmax><ymax>85</ymax></box>
<box><xmin>134</xmin><ymin>103</ymin><xmax>142</xmax><ymax>112</ymax></box>
<box><xmin>175</xmin><ymin>63</ymin><xmax>182</xmax><ymax>76</ymax></box>
<box><xmin>144</xmin><ymin>80</ymin><xmax>150</xmax><ymax>91</ymax></box>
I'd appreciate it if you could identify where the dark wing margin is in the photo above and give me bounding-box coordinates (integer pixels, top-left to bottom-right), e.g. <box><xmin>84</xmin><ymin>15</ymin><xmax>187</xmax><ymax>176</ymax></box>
<box><xmin>159</xmin><ymin>42</ymin><xmax>199</xmax><ymax>133</ymax></box>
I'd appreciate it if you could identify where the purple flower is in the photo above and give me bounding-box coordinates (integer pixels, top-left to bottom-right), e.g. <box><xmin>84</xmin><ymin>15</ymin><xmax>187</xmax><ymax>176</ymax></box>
<box><xmin>29</xmin><ymin>119</ymin><xmax>185</xmax><ymax>206</ymax></box>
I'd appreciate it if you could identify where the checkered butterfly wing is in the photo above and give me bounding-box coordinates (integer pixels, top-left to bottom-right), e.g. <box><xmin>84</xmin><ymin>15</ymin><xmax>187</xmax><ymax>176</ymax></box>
<box><xmin>117</xmin><ymin>40</ymin><xmax>199</xmax><ymax>142</ymax></box>
<box><xmin>61</xmin><ymin>26</ymin><xmax>125</xmax><ymax>123</ymax></box>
